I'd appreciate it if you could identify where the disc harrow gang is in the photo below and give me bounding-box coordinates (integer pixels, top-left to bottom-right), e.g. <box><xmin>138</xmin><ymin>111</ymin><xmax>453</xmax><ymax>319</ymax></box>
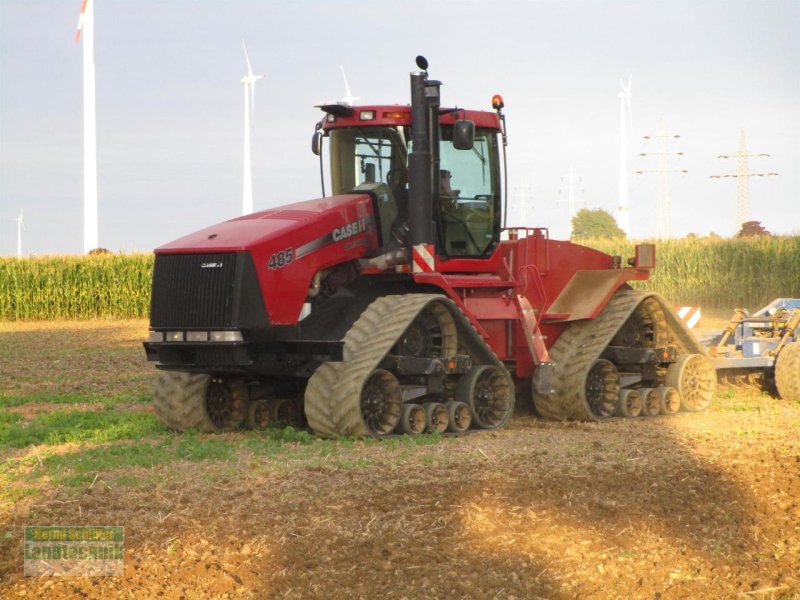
<box><xmin>532</xmin><ymin>289</ymin><xmax>714</xmax><ymax>421</ymax></box>
<box><xmin>304</xmin><ymin>294</ymin><xmax>514</xmax><ymax>438</ymax></box>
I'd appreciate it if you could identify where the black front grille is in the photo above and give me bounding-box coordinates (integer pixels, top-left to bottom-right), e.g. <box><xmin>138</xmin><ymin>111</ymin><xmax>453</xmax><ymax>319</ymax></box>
<box><xmin>150</xmin><ymin>253</ymin><xmax>238</xmax><ymax>328</ymax></box>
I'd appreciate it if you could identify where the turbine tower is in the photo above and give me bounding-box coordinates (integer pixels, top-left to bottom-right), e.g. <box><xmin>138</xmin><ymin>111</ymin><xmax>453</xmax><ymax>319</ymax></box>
<box><xmin>710</xmin><ymin>129</ymin><xmax>778</xmax><ymax>230</ymax></box>
<box><xmin>15</xmin><ymin>210</ymin><xmax>25</xmax><ymax>258</ymax></box>
<box><xmin>76</xmin><ymin>0</ymin><xmax>98</xmax><ymax>253</ymax></box>
<box><xmin>240</xmin><ymin>40</ymin><xmax>264</xmax><ymax>216</ymax></box>
<box><xmin>617</xmin><ymin>75</ymin><xmax>632</xmax><ymax>238</ymax></box>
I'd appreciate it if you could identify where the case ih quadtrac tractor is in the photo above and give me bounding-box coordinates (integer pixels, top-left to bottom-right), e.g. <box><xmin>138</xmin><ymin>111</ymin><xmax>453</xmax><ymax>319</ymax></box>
<box><xmin>144</xmin><ymin>56</ymin><xmax>715</xmax><ymax>437</ymax></box>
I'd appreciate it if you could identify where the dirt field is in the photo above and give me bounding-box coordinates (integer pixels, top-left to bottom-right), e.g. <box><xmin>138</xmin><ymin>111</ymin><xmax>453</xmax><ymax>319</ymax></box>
<box><xmin>1</xmin><ymin>319</ymin><xmax>799</xmax><ymax>599</ymax></box>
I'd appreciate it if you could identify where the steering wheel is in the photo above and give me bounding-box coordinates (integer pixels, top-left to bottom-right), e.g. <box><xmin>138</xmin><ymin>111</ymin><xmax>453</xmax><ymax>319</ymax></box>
<box><xmin>386</xmin><ymin>167</ymin><xmax>407</xmax><ymax>187</ymax></box>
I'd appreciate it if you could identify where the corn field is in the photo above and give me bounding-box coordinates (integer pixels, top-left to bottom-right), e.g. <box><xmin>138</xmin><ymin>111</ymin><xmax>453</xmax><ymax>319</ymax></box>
<box><xmin>0</xmin><ymin>237</ymin><xmax>798</xmax><ymax>320</ymax></box>
<box><xmin>0</xmin><ymin>254</ymin><xmax>153</xmax><ymax>321</ymax></box>
<box><xmin>584</xmin><ymin>236</ymin><xmax>800</xmax><ymax>309</ymax></box>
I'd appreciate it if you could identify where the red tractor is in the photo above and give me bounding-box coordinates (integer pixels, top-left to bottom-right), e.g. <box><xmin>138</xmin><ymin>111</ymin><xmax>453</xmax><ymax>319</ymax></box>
<box><xmin>144</xmin><ymin>56</ymin><xmax>715</xmax><ymax>436</ymax></box>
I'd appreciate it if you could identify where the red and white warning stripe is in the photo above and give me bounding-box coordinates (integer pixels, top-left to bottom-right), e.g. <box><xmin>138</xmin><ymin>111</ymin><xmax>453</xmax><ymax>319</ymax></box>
<box><xmin>412</xmin><ymin>244</ymin><xmax>435</xmax><ymax>273</ymax></box>
<box><xmin>675</xmin><ymin>306</ymin><xmax>701</xmax><ymax>329</ymax></box>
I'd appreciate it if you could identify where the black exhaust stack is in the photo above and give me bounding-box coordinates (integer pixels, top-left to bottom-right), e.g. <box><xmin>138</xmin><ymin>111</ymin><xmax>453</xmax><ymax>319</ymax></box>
<box><xmin>407</xmin><ymin>56</ymin><xmax>440</xmax><ymax>249</ymax></box>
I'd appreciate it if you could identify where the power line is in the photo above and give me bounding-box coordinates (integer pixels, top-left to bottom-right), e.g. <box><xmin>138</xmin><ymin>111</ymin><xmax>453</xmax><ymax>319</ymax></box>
<box><xmin>636</xmin><ymin>116</ymin><xmax>687</xmax><ymax>240</ymax></box>
<box><xmin>710</xmin><ymin>128</ymin><xmax>778</xmax><ymax>230</ymax></box>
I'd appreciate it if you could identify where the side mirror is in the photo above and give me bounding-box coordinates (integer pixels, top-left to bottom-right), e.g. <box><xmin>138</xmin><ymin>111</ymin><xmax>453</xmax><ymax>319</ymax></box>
<box><xmin>453</xmin><ymin>119</ymin><xmax>475</xmax><ymax>150</ymax></box>
<box><xmin>311</xmin><ymin>130</ymin><xmax>323</xmax><ymax>156</ymax></box>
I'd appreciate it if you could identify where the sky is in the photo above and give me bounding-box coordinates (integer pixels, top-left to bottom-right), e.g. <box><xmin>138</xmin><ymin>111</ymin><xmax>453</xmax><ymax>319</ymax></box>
<box><xmin>0</xmin><ymin>0</ymin><xmax>798</xmax><ymax>256</ymax></box>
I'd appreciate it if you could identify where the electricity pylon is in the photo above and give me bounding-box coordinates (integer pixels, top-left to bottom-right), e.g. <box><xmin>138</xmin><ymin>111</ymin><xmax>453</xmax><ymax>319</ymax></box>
<box><xmin>710</xmin><ymin>129</ymin><xmax>777</xmax><ymax>230</ymax></box>
<box><xmin>636</xmin><ymin>116</ymin><xmax>687</xmax><ymax>240</ymax></box>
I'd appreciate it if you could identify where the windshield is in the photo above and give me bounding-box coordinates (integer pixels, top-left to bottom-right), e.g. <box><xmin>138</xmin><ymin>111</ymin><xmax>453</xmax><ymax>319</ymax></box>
<box><xmin>328</xmin><ymin>124</ymin><xmax>501</xmax><ymax>258</ymax></box>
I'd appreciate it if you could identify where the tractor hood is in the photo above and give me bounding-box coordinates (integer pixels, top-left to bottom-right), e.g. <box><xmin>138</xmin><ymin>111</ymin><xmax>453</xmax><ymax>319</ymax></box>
<box><xmin>156</xmin><ymin>194</ymin><xmax>375</xmax><ymax>254</ymax></box>
<box><xmin>152</xmin><ymin>193</ymin><xmax>381</xmax><ymax>325</ymax></box>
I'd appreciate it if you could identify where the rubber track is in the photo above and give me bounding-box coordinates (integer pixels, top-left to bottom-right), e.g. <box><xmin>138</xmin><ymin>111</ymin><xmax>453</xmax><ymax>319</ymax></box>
<box><xmin>304</xmin><ymin>294</ymin><xmax>512</xmax><ymax>437</ymax></box>
<box><xmin>533</xmin><ymin>289</ymin><xmax>706</xmax><ymax>421</ymax></box>
<box><xmin>153</xmin><ymin>371</ymin><xmax>213</xmax><ymax>432</ymax></box>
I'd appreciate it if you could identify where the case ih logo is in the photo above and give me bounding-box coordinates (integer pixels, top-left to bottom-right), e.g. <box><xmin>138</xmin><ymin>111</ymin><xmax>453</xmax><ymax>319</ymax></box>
<box><xmin>200</xmin><ymin>262</ymin><xmax>224</xmax><ymax>269</ymax></box>
<box><xmin>332</xmin><ymin>218</ymin><xmax>368</xmax><ymax>242</ymax></box>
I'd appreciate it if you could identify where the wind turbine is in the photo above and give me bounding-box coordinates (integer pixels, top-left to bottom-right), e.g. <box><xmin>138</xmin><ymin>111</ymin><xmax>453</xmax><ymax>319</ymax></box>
<box><xmin>339</xmin><ymin>66</ymin><xmax>361</xmax><ymax>106</ymax></box>
<box><xmin>617</xmin><ymin>75</ymin><xmax>633</xmax><ymax>238</ymax></box>
<box><xmin>15</xmin><ymin>210</ymin><xmax>25</xmax><ymax>258</ymax></box>
<box><xmin>240</xmin><ymin>39</ymin><xmax>264</xmax><ymax>216</ymax></box>
<box><xmin>76</xmin><ymin>0</ymin><xmax>98</xmax><ymax>253</ymax></box>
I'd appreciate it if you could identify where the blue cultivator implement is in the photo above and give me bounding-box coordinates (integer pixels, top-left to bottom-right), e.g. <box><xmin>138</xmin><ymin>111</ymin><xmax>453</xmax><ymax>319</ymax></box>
<box><xmin>708</xmin><ymin>299</ymin><xmax>800</xmax><ymax>400</ymax></box>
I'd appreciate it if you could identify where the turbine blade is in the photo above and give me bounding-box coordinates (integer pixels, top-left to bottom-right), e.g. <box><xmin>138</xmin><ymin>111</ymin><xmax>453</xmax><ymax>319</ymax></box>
<box><xmin>75</xmin><ymin>0</ymin><xmax>88</xmax><ymax>43</ymax></box>
<box><xmin>242</xmin><ymin>39</ymin><xmax>254</xmax><ymax>77</ymax></box>
<box><xmin>340</xmin><ymin>65</ymin><xmax>352</xmax><ymax>98</ymax></box>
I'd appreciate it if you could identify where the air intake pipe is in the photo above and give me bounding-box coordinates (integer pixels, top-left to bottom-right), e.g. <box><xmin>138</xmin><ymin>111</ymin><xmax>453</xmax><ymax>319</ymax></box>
<box><xmin>407</xmin><ymin>57</ymin><xmax>440</xmax><ymax>249</ymax></box>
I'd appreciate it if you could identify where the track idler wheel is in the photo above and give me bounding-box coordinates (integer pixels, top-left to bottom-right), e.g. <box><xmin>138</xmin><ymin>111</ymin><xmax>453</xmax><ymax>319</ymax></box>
<box><xmin>666</xmin><ymin>353</ymin><xmax>716</xmax><ymax>412</ymax></box>
<box><xmin>585</xmin><ymin>359</ymin><xmax>620</xmax><ymax>419</ymax></box>
<box><xmin>639</xmin><ymin>387</ymin><xmax>661</xmax><ymax>416</ymax></box>
<box><xmin>397</xmin><ymin>403</ymin><xmax>426</xmax><ymax>435</ymax></box>
<box><xmin>615</xmin><ymin>389</ymin><xmax>643</xmax><ymax>418</ymax></box>
<box><xmin>205</xmin><ymin>377</ymin><xmax>248</xmax><ymax>432</ymax></box>
<box><xmin>445</xmin><ymin>400</ymin><xmax>472</xmax><ymax>433</ymax></box>
<box><xmin>246</xmin><ymin>398</ymin><xmax>271</xmax><ymax>430</ymax></box>
<box><xmin>657</xmin><ymin>386</ymin><xmax>681</xmax><ymax>415</ymax></box>
<box><xmin>456</xmin><ymin>365</ymin><xmax>514</xmax><ymax>430</ymax></box>
<box><xmin>360</xmin><ymin>369</ymin><xmax>402</xmax><ymax>436</ymax></box>
<box><xmin>423</xmin><ymin>402</ymin><xmax>449</xmax><ymax>433</ymax></box>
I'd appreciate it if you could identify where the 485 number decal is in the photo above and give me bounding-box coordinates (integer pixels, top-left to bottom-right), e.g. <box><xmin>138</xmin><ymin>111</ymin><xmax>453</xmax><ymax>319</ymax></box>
<box><xmin>268</xmin><ymin>248</ymin><xmax>294</xmax><ymax>270</ymax></box>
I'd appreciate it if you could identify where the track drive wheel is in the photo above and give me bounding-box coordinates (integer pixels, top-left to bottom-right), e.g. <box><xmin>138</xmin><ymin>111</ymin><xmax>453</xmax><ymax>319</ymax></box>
<box><xmin>639</xmin><ymin>387</ymin><xmax>661</xmax><ymax>416</ymax></box>
<box><xmin>456</xmin><ymin>365</ymin><xmax>514</xmax><ymax>430</ymax></box>
<box><xmin>392</xmin><ymin>303</ymin><xmax>458</xmax><ymax>358</ymax></box>
<box><xmin>610</xmin><ymin>297</ymin><xmax>667</xmax><ymax>348</ymax></box>
<box><xmin>775</xmin><ymin>342</ymin><xmax>800</xmax><ymax>401</ymax></box>
<box><xmin>246</xmin><ymin>398</ymin><xmax>271</xmax><ymax>431</ymax></box>
<box><xmin>666</xmin><ymin>353</ymin><xmax>716</xmax><ymax>412</ymax></box>
<box><xmin>360</xmin><ymin>369</ymin><xmax>402</xmax><ymax>436</ymax></box>
<box><xmin>423</xmin><ymin>402</ymin><xmax>449</xmax><ymax>433</ymax></box>
<box><xmin>445</xmin><ymin>400</ymin><xmax>472</xmax><ymax>433</ymax></box>
<box><xmin>615</xmin><ymin>389</ymin><xmax>643</xmax><ymax>418</ymax></box>
<box><xmin>585</xmin><ymin>359</ymin><xmax>620</xmax><ymax>419</ymax></box>
<box><xmin>657</xmin><ymin>386</ymin><xmax>681</xmax><ymax>415</ymax></box>
<box><xmin>397</xmin><ymin>403</ymin><xmax>426</xmax><ymax>435</ymax></box>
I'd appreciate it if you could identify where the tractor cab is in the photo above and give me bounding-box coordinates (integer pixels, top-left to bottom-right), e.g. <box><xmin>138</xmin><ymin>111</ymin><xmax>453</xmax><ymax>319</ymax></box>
<box><xmin>314</xmin><ymin>92</ymin><xmax>505</xmax><ymax>264</ymax></box>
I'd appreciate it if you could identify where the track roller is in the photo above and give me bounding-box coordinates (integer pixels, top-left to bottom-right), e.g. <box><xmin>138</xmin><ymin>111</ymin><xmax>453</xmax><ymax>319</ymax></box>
<box><xmin>445</xmin><ymin>400</ymin><xmax>472</xmax><ymax>433</ymax></box>
<box><xmin>360</xmin><ymin>369</ymin><xmax>403</xmax><ymax>435</ymax></box>
<box><xmin>657</xmin><ymin>386</ymin><xmax>681</xmax><ymax>415</ymax></box>
<box><xmin>269</xmin><ymin>397</ymin><xmax>303</xmax><ymax>428</ymax></box>
<box><xmin>246</xmin><ymin>398</ymin><xmax>271</xmax><ymax>430</ymax></box>
<box><xmin>423</xmin><ymin>402</ymin><xmax>449</xmax><ymax>433</ymax></box>
<box><xmin>397</xmin><ymin>403</ymin><xmax>426</xmax><ymax>435</ymax></box>
<box><xmin>639</xmin><ymin>387</ymin><xmax>661</xmax><ymax>416</ymax></box>
<box><xmin>585</xmin><ymin>359</ymin><xmax>620</xmax><ymax>419</ymax></box>
<box><xmin>615</xmin><ymin>389</ymin><xmax>643</xmax><ymax>418</ymax></box>
<box><xmin>456</xmin><ymin>365</ymin><xmax>514</xmax><ymax>429</ymax></box>
<box><xmin>666</xmin><ymin>353</ymin><xmax>716</xmax><ymax>412</ymax></box>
